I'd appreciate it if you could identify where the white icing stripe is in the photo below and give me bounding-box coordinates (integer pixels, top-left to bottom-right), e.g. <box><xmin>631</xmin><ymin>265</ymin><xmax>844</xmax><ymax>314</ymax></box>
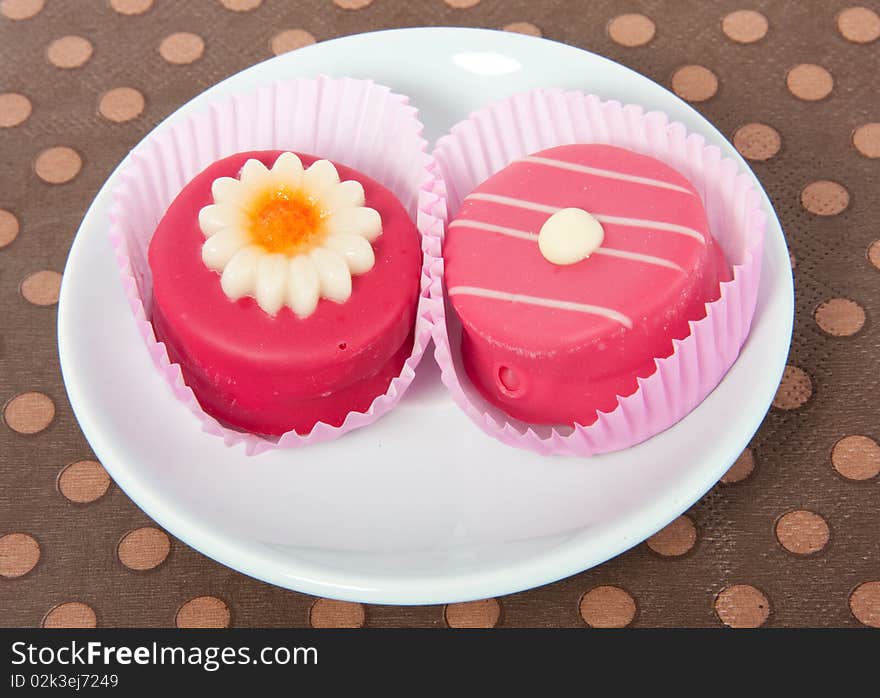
<box><xmin>523</xmin><ymin>156</ymin><xmax>693</xmax><ymax>195</ymax></box>
<box><xmin>450</xmin><ymin>218</ymin><xmax>685</xmax><ymax>271</ymax></box>
<box><xmin>464</xmin><ymin>192</ymin><xmax>706</xmax><ymax>243</ymax></box>
<box><xmin>448</xmin><ymin>286</ymin><xmax>633</xmax><ymax>329</ymax></box>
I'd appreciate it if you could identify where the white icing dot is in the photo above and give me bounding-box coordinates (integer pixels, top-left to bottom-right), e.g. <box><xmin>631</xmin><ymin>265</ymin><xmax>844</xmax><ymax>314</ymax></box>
<box><xmin>538</xmin><ymin>208</ymin><xmax>604</xmax><ymax>265</ymax></box>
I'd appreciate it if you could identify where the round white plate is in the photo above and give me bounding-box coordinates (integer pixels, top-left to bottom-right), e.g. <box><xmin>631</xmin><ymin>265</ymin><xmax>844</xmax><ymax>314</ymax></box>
<box><xmin>58</xmin><ymin>28</ymin><xmax>793</xmax><ymax>605</ymax></box>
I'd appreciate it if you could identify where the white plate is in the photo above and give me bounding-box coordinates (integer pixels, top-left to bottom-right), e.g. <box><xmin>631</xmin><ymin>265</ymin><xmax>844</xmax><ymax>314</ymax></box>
<box><xmin>58</xmin><ymin>28</ymin><xmax>793</xmax><ymax>605</ymax></box>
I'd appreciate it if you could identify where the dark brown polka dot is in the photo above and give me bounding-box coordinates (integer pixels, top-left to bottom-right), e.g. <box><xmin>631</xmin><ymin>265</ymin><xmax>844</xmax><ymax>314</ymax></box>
<box><xmin>733</xmin><ymin>123</ymin><xmax>781</xmax><ymax>161</ymax></box>
<box><xmin>607</xmin><ymin>14</ymin><xmax>656</xmax><ymax>47</ymax></box>
<box><xmin>671</xmin><ymin>65</ymin><xmax>718</xmax><ymax>102</ymax></box>
<box><xmin>333</xmin><ymin>0</ymin><xmax>373</xmax><ymax>8</ymax></box>
<box><xmin>58</xmin><ymin>460</ymin><xmax>111</xmax><ymax>503</ymax></box>
<box><xmin>579</xmin><ymin>586</ymin><xmax>636</xmax><ymax>627</ymax></box>
<box><xmin>118</xmin><ymin>527</ymin><xmax>171</xmax><ymax>570</ymax></box>
<box><xmin>722</xmin><ymin>10</ymin><xmax>768</xmax><ymax>43</ymax></box>
<box><xmin>714</xmin><ymin>584</ymin><xmax>770</xmax><ymax>627</ymax></box>
<box><xmin>34</xmin><ymin>146</ymin><xmax>82</xmax><ymax>184</ymax></box>
<box><xmin>853</xmin><ymin>123</ymin><xmax>880</xmax><ymax>158</ymax></box>
<box><xmin>309</xmin><ymin>599</ymin><xmax>365</xmax><ymax>628</ymax></box>
<box><xmin>815</xmin><ymin>298</ymin><xmax>865</xmax><ymax>336</ymax></box>
<box><xmin>20</xmin><ymin>270</ymin><xmax>62</xmax><ymax>306</ymax></box>
<box><xmin>832</xmin><ymin>435</ymin><xmax>880</xmax><ymax>481</ymax></box>
<box><xmin>218</xmin><ymin>0</ymin><xmax>261</xmax><ymax>10</ymax></box>
<box><xmin>801</xmin><ymin>180</ymin><xmax>849</xmax><ymax>216</ymax></box>
<box><xmin>270</xmin><ymin>29</ymin><xmax>316</xmax><ymax>55</ymax></box>
<box><xmin>444</xmin><ymin>598</ymin><xmax>501</xmax><ymax>628</ymax></box>
<box><xmin>109</xmin><ymin>0</ymin><xmax>153</xmax><ymax>14</ymax></box>
<box><xmin>0</xmin><ymin>93</ymin><xmax>31</xmax><ymax>128</ymax></box>
<box><xmin>772</xmin><ymin>365</ymin><xmax>812</xmax><ymax>410</ymax></box>
<box><xmin>47</xmin><ymin>36</ymin><xmax>93</xmax><ymax>69</ymax></box>
<box><xmin>503</xmin><ymin>22</ymin><xmax>541</xmax><ymax>37</ymax></box>
<box><xmin>43</xmin><ymin>602</ymin><xmax>97</xmax><ymax>628</ymax></box>
<box><xmin>849</xmin><ymin>581</ymin><xmax>880</xmax><ymax>627</ymax></box>
<box><xmin>787</xmin><ymin>64</ymin><xmax>833</xmax><ymax>101</ymax></box>
<box><xmin>869</xmin><ymin>240</ymin><xmax>880</xmax><ymax>270</ymax></box>
<box><xmin>0</xmin><ymin>533</ymin><xmax>40</xmax><ymax>577</ymax></box>
<box><xmin>159</xmin><ymin>32</ymin><xmax>205</xmax><ymax>65</ymax></box>
<box><xmin>0</xmin><ymin>209</ymin><xmax>19</xmax><ymax>248</ymax></box>
<box><xmin>646</xmin><ymin>515</ymin><xmax>697</xmax><ymax>556</ymax></box>
<box><xmin>99</xmin><ymin>87</ymin><xmax>145</xmax><ymax>122</ymax></box>
<box><xmin>176</xmin><ymin>596</ymin><xmax>231</xmax><ymax>628</ymax></box>
<box><xmin>775</xmin><ymin>510</ymin><xmax>830</xmax><ymax>555</ymax></box>
<box><xmin>1</xmin><ymin>0</ymin><xmax>43</xmax><ymax>20</ymax></box>
<box><xmin>837</xmin><ymin>7</ymin><xmax>880</xmax><ymax>43</ymax></box>
<box><xmin>721</xmin><ymin>448</ymin><xmax>756</xmax><ymax>484</ymax></box>
<box><xmin>4</xmin><ymin>392</ymin><xmax>55</xmax><ymax>434</ymax></box>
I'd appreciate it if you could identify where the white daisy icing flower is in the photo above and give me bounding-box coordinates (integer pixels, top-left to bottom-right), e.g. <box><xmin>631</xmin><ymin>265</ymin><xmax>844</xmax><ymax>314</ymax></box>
<box><xmin>198</xmin><ymin>152</ymin><xmax>382</xmax><ymax>317</ymax></box>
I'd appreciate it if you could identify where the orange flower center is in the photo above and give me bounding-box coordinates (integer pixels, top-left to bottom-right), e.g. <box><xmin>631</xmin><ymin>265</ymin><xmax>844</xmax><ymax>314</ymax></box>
<box><xmin>248</xmin><ymin>187</ymin><xmax>325</xmax><ymax>255</ymax></box>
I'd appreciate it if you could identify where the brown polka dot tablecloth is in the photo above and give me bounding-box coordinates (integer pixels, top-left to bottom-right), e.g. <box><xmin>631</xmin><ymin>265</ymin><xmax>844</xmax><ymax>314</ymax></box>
<box><xmin>1</xmin><ymin>0</ymin><xmax>878</xmax><ymax>629</ymax></box>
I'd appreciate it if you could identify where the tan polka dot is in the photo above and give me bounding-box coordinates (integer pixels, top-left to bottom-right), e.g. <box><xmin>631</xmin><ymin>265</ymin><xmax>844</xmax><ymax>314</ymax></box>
<box><xmin>772</xmin><ymin>365</ymin><xmax>812</xmax><ymax>410</ymax></box>
<box><xmin>270</xmin><ymin>29</ymin><xmax>316</xmax><ymax>56</ymax></box>
<box><xmin>58</xmin><ymin>460</ymin><xmax>111</xmax><ymax>503</ymax></box>
<box><xmin>671</xmin><ymin>65</ymin><xmax>718</xmax><ymax>102</ymax></box>
<box><xmin>607</xmin><ymin>13</ymin><xmax>656</xmax><ymax>47</ymax></box>
<box><xmin>733</xmin><ymin>123</ymin><xmax>781</xmax><ymax>161</ymax></box>
<box><xmin>99</xmin><ymin>87</ymin><xmax>145</xmax><ymax>123</ymax></box>
<box><xmin>789</xmin><ymin>250</ymin><xmax>796</xmax><ymax>269</ymax></box>
<box><xmin>159</xmin><ymin>32</ymin><xmax>205</xmax><ymax>65</ymax></box>
<box><xmin>579</xmin><ymin>586</ymin><xmax>636</xmax><ymax>628</ymax></box>
<box><xmin>722</xmin><ymin>10</ymin><xmax>768</xmax><ymax>43</ymax></box>
<box><xmin>20</xmin><ymin>270</ymin><xmax>62</xmax><ymax>306</ymax></box>
<box><xmin>444</xmin><ymin>0</ymin><xmax>480</xmax><ymax>8</ymax></box>
<box><xmin>309</xmin><ymin>599</ymin><xmax>365</xmax><ymax>628</ymax></box>
<box><xmin>333</xmin><ymin>0</ymin><xmax>373</xmax><ymax>8</ymax></box>
<box><xmin>43</xmin><ymin>602</ymin><xmax>97</xmax><ymax>628</ymax></box>
<box><xmin>109</xmin><ymin>0</ymin><xmax>153</xmax><ymax>14</ymax></box>
<box><xmin>786</xmin><ymin>64</ymin><xmax>833</xmax><ymax>101</ymax></box>
<box><xmin>118</xmin><ymin>527</ymin><xmax>171</xmax><ymax>571</ymax></box>
<box><xmin>34</xmin><ymin>146</ymin><xmax>82</xmax><ymax>184</ymax></box>
<box><xmin>0</xmin><ymin>533</ymin><xmax>40</xmax><ymax>578</ymax></box>
<box><xmin>721</xmin><ymin>448</ymin><xmax>756</xmax><ymax>484</ymax></box>
<box><xmin>0</xmin><ymin>93</ymin><xmax>31</xmax><ymax>128</ymax></box>
<box><xmin>715</xmin><ymin>585</ymin><xmax>769</xmax><ymax>627</ymax></box>
<box><xmin>4</xmin><ymin>392</ymin><xmax>54</xmax><ymax>434</ymax></box>
<box><xmin>837</xmin><ymin>7</ymin><xmax>880</xmax><ymax>43</ymax></box>
<box><xmin>801</xmin><ymin>180</ymin><xmax>849</xmax><ymax>216</ymax></box>
<box><xmin>815</xmin><ymin>298</ymin><xmax>865</xmax><ymax>336</ymax></box>
<box><xmin>0</xmin><ymin>209</ymin><xmax>19</xmax><ymax>248</ymax></box>
<box><xmin>218</xmin><ymin>0</ymin><xmax>261</xmax><ymax>10</ymax></box>
<box><xmin>1</xmin><ymin>0</ymin><xmax>43</xmax><ymax>20</ymax></box>
<box><xmin>646</xmin><ymin>515</ymin><xmax>697</xmax><ymax>556</ymax></box>
<box><xmin>47</xmin><ymin>36</ymin><xmax>93</xmax><ymax>69</ymax></box>
<box><xmin>775</xmin><ymin>510</ymin><xmax>830</xmax><ymax>555</ymax></box>
<box><xmin>869</xmin><ymin>240</ymin><xmax>880</xmax><ymax>270</ymax></box>
<box><xmin>502</xmin><ymin>22</ymin><xmax>542</xmax><ymax>37</ymax></box>
<box><xmin>853</xmin><ymin>123</ymin><xmax>880</xmax><ymax>158</ymax></box>
<box><xmin>849</xmin><ymin>581</ymin><xmax>880</xmax><ymax>627</ymax></box>
<box><xmin>176</xmin><ymin>596</ymin><xmax>231</xmax><ymax>628</ymax></box>
<box><xmin>832</xmin><ymin>435</ymin><xmax>880</xmax><ymax>481</ymax></box>
<box><xmin>445</xmin><ymin>598</ymin><xmax>501</xmax><ymax>628</ymax></box>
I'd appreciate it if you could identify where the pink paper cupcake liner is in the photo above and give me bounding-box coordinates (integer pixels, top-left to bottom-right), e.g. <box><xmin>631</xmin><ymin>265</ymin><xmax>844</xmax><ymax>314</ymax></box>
<box><xmin>430</xmin><ymin>89</ymin><xmax>767</xmax><ymax>456</ymax></box>
<box><xmin>109</xmin><ymin>76</ymin><xmax>445</xmax><ymax>455</ymax></box>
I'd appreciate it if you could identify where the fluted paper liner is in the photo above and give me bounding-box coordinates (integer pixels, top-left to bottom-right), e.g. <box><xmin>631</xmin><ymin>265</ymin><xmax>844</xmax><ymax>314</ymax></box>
<box><xmin>430</xmin><ymin>89</ymin><xmax>766</xmax><ymax>456</ymax></box>
<box><xmin>109</xmin><ymin>76</ymin><xmax>445</xmax><ymax>455</ymax></box>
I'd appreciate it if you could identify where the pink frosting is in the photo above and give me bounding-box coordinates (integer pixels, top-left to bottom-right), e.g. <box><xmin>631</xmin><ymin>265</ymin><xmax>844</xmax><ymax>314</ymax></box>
<box><xmin>443</xmin><ymin>143</ymin><xmax>731</xmax><ymax>426</ymax></box>
<box><xmin>148</xmin><ymin>150</ymin><xmax>422</xmax><ymax>436</ymax></box>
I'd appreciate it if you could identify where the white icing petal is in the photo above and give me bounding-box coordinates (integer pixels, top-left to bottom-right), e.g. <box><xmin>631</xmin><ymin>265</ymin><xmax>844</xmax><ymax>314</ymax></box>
<box><xmin>302</xmin><ymin>159</ymin><xmax>340</xmax><ymax>196</ymax></box>
<box><xmin>199</xmin><ymin>203</ymin><xmax>247</xmax><ymax>236</ymax></box>
<box><xmin>202</xmin><ymin>227</ymin><xmax>249</xmax><ymax>271</ymax></box>
<box><xmin>325</xmin><ymin>234</ymin><xmax>375</xmax><ymax>274</ymax></box>
<box><xmin>271</xmin><ymin>151</ymin><xmax>304</xmax><ymax>187</ymax></box>
<box><xmin>287</xmin><ymin>255</ymin><xmax>321</xmax><ymax>318</ymax></box>
<box><xmin>310</xmin><ymin>247</ymin><xmax>352</xmax><ymax>303</ymax></box>
<box><xmin>321</xmin><ymin>179</ymin><xmax>365</xmax><ymax>210</ymax></box>
<box><xmin>220</xmin><ymin>245</ymin><xmax>262</xmax><ymax>300</ymax></box>
<box><xmin>255</xmin><ymin>253</ymin><xmax>288</xmax><ymax>316</ymax></box>
<box><xmin>239</xmin><ymin>158</ymin><xmax>272</xmax><ymax>188</ymax></box>
<box><xmin>211</xmin><ymin>176</ymin><xmax>245</xmax><ymax>207</ymax></box>
<box><xmin>326</xmin><ymin>206</ymin><xmax>382</xmax><ymax>241</ymax></box>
